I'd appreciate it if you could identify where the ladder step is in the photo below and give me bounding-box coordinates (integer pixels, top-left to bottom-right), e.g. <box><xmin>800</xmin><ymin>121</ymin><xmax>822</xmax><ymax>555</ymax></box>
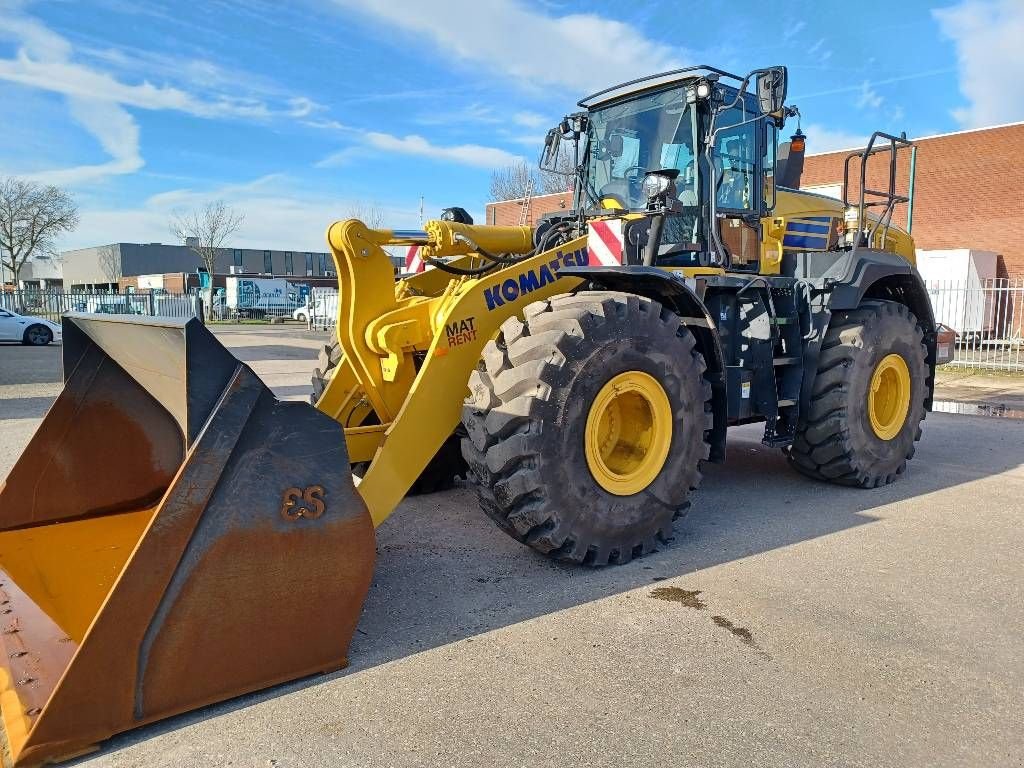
<box><xmin>770</xmin><ymin>316</ymin><xmax>798</xmax><ymax>325</ymax></box>
<box><xmin>777</xmin><ymin>398</ymin><xmax>798</xmax><ymax>407</ymax></box>
<box><xmin>773</xmin><ymin>356</ymin><xmax>801</xmax><ymax>366</ymax></box>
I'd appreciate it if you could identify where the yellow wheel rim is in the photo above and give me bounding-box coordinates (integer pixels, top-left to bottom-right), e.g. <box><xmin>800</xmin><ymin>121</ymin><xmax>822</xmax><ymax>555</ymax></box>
<box><xmin>868</xmin><ymin>353</ymin><xmax>911</xmax><ymax>440</ymax></box>
<box><xmin>584</xmin><ymin>371</ymin><xmax>673</xmax><ymax>496</ymax></box>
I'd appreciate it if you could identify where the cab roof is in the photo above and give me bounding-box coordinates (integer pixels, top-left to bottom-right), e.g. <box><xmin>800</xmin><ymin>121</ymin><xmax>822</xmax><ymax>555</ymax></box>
<box><xmin>578</xmin><ymin>65</ymin><xmax>745</xmax><ymax>109</ymax></box>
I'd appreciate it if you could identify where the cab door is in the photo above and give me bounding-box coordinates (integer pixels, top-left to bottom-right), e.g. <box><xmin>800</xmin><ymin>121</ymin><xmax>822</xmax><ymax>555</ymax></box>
<box><xmin>710</xmin><ymin>99</ymin><xmax>765</xmax><ymax>271</ymax></box>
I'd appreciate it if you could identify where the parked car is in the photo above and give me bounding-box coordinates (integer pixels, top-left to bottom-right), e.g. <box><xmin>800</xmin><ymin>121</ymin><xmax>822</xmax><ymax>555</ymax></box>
<box><xmin>293</xmin><ymin>302</ymin><xmax>311</xmax><ymax>323</ymax></box>
<box><xmin>0</xmin><ymin>308</ymin><xmax>62</xmax><ymax>345</ymax></box>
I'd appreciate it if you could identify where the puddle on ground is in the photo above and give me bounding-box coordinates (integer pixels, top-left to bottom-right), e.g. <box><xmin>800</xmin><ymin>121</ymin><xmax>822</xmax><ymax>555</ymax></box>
<box><xmin>649</xmin><ymin>588</ymin><xmax>770</xmax><ymax>659</ymax></box>
<box><xmin>649</xmin><ymin>587</ymin><xmax>706</xmax><ymax>609</ymax></box>
<box><xmin>932</xmin><ymin>400</ymin><xmax>1024</xmax><ymax>419</ymax></box>
<box><xmin>712</xmin><ymin>615</ymin><xmax>771</xmax><ymax>660</ymax></box>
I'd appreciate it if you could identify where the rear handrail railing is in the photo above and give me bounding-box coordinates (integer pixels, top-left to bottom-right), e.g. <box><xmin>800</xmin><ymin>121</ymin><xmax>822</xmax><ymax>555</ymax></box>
<box><xmin>843</xmin><ymin>130</ymin><xmax>913</xmax><ymax>252</ymax></box>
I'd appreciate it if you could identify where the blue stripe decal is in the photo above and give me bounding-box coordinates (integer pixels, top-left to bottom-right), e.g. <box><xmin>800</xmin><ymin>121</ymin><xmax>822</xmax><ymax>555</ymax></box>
<box><xmin>783</xmin><ymin>234</ymin><xmax>828</xmax><ymax>249</ymax></box>
<box><xmin>787</xmin><ymin>222</ymin><xmax>831</xmax><ymax>235</ymax></box>
<box><xmin>797</xmin><ymin>216</ymin><xmax>833</xmax><ymax>223</ymax></box>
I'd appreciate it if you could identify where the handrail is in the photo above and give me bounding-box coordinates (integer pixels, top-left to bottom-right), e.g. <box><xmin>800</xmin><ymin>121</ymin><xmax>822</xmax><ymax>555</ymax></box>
<box><xmin>842</xmin><ymin>131</ymin><xmax>913</xmax><ymax>253</ymax></box>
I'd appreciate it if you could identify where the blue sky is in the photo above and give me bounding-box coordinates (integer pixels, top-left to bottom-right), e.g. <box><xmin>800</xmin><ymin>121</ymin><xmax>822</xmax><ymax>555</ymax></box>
<box><xmin>0</xmin><ymin>0</ymin><xmax>1021</xmax><ymax>252</ymax></box>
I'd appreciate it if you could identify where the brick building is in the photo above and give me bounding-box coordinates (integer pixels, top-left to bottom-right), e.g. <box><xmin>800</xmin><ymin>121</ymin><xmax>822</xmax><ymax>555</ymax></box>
<box><xmin>486</xmin><ymin>190</ymin><xmax>574</xmax><ymax>227</ymax></box>
<box><xmin>800</xmin><ymin>121</ymin><xmax>1024</xmax><ymax>278</ymax></box>
<box><xmin>486</xmin><ymin>121</ymin><xmax>1024</xmax><ymax>278</ymax></box>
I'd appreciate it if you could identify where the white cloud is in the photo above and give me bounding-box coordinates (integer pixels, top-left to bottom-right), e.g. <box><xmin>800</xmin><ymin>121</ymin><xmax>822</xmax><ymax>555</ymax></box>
<box><xmin>30</xmin><ymin>98</ymin><xmax>145</xmax><ymax>186</ymax></box>
<box><xmin>327</xmin><ymin>0</ymin><xmax>685</xmax><ymax>93</ymax></box>
<box><xmin>0</xmin><ymin>6</ymin><xmax>322</xmax><ymax>185</ymax></box>
<box><xmin>314</xmin><ymin>146</ymin><xmax>367</xmax><ymax>168</ymax></box>
<box><xmin>316</xmin><ymin>129</ymin><xmax>527</xmax><ymax>170</ymax></box>
<box><xmin>363</xmin><ymin>132</ymin><xmax>524</xmax><ymax>168</ymax></box>
<box><xmin>802</xmin><ymin>124</ymin><xmax>868</xmax><ymax>154</ymax></box>
<box><xmin>934</xmin><ymin>0</ymin><xmax>1024</xmax><ymax>127</ymax></box>
<box><xmin>303</xmin><ymin>118</ymin><xmax>354</xmax><ymax>133</ymax></box>
<box><xmin>855</xmin><ymin>80</ymin><xmax>884</xmax><ymax>111</ymax></box>
<box><xmin>63</xmin><ymin>174</ymin><xmax>432</xmax><ymax>252</ymax></box>
<box><xmin>783</xmin><ymin>20</ymin><xmax>807</xmax><ymax>41</ymax></box>
<box><xmin>413</xmin><ymin>102</ymin><xmax>501</xmax><ymax>126</ymax></box>
<box><xmin>0</xmin><ymin>51</ymin><xmax>300</xmax><ymax>119</ymax></box>
<box><xmin>513</xmin><ymin>111</ymin><xmax>548</xmax><ymax>128</ymax></box>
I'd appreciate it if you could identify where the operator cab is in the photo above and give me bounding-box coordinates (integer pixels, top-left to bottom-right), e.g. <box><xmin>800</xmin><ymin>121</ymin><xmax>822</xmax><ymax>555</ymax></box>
<box><xmin>540</xmin><ymin>66</ymin><xmax>789</xmax><ymax>273</ymax></box>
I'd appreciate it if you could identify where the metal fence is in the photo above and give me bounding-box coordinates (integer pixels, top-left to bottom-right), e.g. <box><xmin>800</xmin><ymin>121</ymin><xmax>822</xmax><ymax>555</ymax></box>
<box><xmin>5</xmin><ymin>282</ymin><xmax>1024</xmax><ymax>371</ymax></box>
<box><xmin>926</xmin><ymin>278</ymin><xmax>1024</xmax><ymax>371</ymax></box>
<box><xmin>0</xmin><ymin>291</ymin><xmax>194</xmax><ymax>322</ymax></box>
<box><xmin>0</xmin><ymin>290</ymin><xmax>311</xmax><ymax>324</ymax></box>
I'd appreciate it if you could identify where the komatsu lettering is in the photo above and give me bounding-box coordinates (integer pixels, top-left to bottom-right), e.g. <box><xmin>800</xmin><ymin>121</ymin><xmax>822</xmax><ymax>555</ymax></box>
<box><xmin>484</xmin><ymin>247</ymin><xmax>589</xmax><ymax>311</ymax></box>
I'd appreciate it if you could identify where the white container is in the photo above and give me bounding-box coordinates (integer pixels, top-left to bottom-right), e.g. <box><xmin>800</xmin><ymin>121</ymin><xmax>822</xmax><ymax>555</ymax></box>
<box><xmin>916</xmin><ymin>249</ymin><xmax>999</xmax><ymax>335</ymax></box>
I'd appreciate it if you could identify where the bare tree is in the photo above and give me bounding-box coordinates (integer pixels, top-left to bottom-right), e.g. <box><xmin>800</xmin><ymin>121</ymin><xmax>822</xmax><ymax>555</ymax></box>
<box><xmin>488</xmin><ymin>160</ymin><xmax>572</xmax><ymax>202</ymax></box>
<box><xmin>346</xmin><ymin>202</ymin><xmax>385</xmax><ymax>229</ymax></box>
<box><xmin>169</xmin><ymin>200</ymin><xmax>244</xmax><ymax>319</ymax></box>
<box><xmin>489</xmin><ymin>161</ymin><xmax>535</xmax><ymax>202</ymax></box>
<box><xmin>0</xmin><ymin>177</ymin><xmax>78</xmax><ymax>290</ymax></box>
<box><xmin>539</xmin><ymin>154</ymin><xmax>575</xmax><ymax>194</ymax></box>
<box><xmin>98</xmin><ymin>244</ymin><xmax>121</xmax><ymax>289</ymax></box>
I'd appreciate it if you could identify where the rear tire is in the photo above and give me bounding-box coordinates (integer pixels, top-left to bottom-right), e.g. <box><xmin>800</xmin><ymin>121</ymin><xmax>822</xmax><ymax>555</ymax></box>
<box><xmin>788</xmin><ymin>300</ymin><xmax>928</xmax><ymax>487</ymax></box>
<box><xmin>23</xmin><ymin>324</ymin><xmax>52</xmax><ymax>346</ymax></box>
<box><xmin>311</xmin><ymin>340</ymin><xmax>467</xmax><ymax>494</ymax></box>
<box><xmin>461</xmin><ymin>292</ymin><xmax>712</xmax><ymax>566</ymax></box>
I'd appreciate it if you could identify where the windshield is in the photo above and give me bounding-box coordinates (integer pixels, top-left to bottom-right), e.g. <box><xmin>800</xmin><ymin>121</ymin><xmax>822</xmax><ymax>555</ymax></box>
<box><xmin>583</xmin><ymin>86</ymin><xmax>699</xmax><ymax>211</ymax></box>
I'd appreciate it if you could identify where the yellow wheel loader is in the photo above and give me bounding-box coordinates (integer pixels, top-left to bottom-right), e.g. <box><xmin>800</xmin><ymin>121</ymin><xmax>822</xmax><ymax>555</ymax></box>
<box><xmin>0</xmin><ymin>65</ymin><xmax>948</xmax><ymax>765</ymax></box>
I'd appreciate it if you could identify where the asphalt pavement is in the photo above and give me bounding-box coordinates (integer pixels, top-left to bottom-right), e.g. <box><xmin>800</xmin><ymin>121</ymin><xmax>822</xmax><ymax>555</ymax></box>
<box><xmin>1</xmin><ymin>328</ymin><xmax>1022</xmax><ymax>768</ymax></box>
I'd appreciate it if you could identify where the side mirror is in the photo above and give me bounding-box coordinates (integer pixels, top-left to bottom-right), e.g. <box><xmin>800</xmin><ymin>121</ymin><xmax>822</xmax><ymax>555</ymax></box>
<box><xmin>539</xmin><ymin>127</ymin><xmax>562</xmax><ymax>173</ymax></box>
<box><xmin>756</xmin><ymin>66</ymin><xmax>788</xmax><ymax>115</ymax></box>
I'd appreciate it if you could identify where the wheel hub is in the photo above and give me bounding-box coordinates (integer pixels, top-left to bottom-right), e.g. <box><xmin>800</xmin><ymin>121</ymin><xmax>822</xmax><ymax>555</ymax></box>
<box><xmin>585</xmin><ymin>371</ymin><xmax>673</xmax><ymax>496</ymax></box>
<box><xmin>868</xmin><ymin>353</ymin><xmax>910</xmax><ymax>440</ymax></box>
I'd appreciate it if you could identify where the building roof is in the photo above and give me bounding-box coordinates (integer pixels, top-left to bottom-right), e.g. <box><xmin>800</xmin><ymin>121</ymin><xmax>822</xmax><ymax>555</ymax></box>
<box><xmin>484</xmin><ymin>190</ymin><xmax>573</xmax><ymax>208</ymax></box>
<box><xmin>806</xmin><ymin>119</ymin><xmax>1024</xmax><ymax>158</ymax></box>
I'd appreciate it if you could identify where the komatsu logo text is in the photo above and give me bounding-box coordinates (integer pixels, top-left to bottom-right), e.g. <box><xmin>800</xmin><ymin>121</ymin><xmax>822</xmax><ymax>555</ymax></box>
<box><xmin>483</xmin><ymin>247</ymin><xmax>589</xmax><ymax>311</ymax></box>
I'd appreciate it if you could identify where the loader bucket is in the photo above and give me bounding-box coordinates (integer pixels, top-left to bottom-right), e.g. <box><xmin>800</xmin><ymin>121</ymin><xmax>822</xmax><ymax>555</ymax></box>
<box><xmin>0</xmin><ymin>314</ymin><xmax>374</xmax><ymax>767</ymax></box>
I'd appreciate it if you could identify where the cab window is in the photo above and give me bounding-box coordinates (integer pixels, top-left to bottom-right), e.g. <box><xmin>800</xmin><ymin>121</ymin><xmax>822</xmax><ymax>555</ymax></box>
<box><xmin>713</xmin><ymin>106</ymin><xmax>758</xmax><ymax>212</ymax></box>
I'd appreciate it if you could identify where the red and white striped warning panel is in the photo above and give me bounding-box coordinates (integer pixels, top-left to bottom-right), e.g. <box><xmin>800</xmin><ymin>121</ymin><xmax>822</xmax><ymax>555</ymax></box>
<box><xmin>587</xmin><ymin>219</ymin><xmax>624</xmax><ymax>266</ymax></box>
<box><xmin>405</xmin><ymin>244</ymin><xmax>425</xmax><ymax>273</ymax></box>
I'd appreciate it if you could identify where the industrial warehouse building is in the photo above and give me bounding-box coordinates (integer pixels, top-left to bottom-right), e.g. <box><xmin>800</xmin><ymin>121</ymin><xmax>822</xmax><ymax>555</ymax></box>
<box><xmin>58</xmin><ymin>242</ymin><xmax>337</xmax><ymax>292</ymax></box>
<box><xmin>486</xmin><ymin>121</ymin><xmax>1024</xmax><ymax>279</ymax></box>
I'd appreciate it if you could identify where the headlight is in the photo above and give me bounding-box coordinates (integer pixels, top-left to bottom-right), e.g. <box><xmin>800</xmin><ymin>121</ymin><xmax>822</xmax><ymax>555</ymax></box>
<box><xmin>642</xmin><ymin>173</ymin><xmax>671</xmax><ymax>201</ymax></box>
<box><xmin>695</xmin><ymin>80</ymin><xmax>712</xmax><ymax>99</ymax></box>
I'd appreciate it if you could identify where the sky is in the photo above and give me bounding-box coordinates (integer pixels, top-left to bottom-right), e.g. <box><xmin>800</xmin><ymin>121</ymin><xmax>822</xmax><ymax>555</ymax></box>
<box><xmin>0</xmin><ymin>0</ymin><xmax>1022</xmax><ymax>252</ymax></box>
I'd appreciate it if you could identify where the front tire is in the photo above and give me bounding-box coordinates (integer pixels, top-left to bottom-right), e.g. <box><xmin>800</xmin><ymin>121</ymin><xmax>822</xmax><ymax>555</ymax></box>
<box><xmin>788</xmin><ymin>300</ymin><xmax>928</xmax><ymax>487</ymax></box>
<box><xmin>23</xmin><ymin>324</ymin><xmax>53</xmax><ymax>346</ymax></box>
<box><xmin>461</xmin><ymin>292</ymin><xmax>712</xmax><ymax>566</ymax></box>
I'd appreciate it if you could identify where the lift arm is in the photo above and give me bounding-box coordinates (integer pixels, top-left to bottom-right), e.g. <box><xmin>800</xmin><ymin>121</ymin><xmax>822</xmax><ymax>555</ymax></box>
<box><xmin>320</xmin><ymin>219</ymin><xmax>589</xmax><ymax>526</ymax></box>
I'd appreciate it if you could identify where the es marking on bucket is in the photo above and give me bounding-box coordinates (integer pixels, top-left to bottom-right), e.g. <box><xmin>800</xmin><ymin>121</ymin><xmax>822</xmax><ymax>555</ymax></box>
<box><xmin>280</xmin><ymin>485</ymin><xmax>326</xmax><ymax>520</ymax></box>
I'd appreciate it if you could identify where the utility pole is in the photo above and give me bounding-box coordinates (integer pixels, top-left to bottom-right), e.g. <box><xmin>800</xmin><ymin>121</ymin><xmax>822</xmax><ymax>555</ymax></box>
<box><xmin>419</xmin><ymin>195</ymin><xmax>424</xmax><ymax>226</ymax></box>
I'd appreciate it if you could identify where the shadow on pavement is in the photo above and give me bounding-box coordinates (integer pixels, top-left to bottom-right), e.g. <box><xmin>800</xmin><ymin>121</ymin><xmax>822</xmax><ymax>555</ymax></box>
<box><xmin>0</xmin><ymin>395</ymin><xmax>56</xmax><ymax>421</ymax></box>
<box><xmin>227</xmin><ymin>344</ymin><xmax>318</xmax><ymax>362</ymax></box>
<box><xmin>269</xmin><ymin>384</ymin><xmax>317</xmax><ymax>399</ymax></box>
<box><xmin>82</xmin><ymin>413</ymin><xmax>1024</xmax><ymax>762</ymax></box>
